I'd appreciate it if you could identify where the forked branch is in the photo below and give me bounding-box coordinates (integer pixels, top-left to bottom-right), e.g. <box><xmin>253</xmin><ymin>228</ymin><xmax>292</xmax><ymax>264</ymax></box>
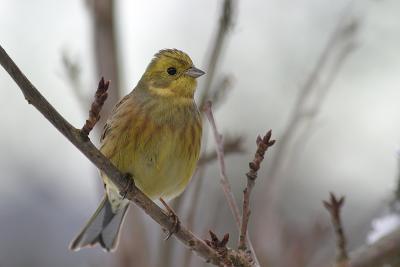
<box><xmin>204</xmin><ymin>101</ymin><xmax>271</xmax><ymax>266</ymax></box>
<box><xmin>323</xmin><ymin>192</ymin><xmax>349</xmax><ymax>267</ymax></box>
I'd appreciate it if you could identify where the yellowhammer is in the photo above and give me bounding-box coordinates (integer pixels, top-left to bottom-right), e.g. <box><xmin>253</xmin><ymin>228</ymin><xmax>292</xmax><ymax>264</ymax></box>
<box><xmin>70</xmin><ymin>49</ymin><xmax>204</xmax><ymax>251</ymax></box>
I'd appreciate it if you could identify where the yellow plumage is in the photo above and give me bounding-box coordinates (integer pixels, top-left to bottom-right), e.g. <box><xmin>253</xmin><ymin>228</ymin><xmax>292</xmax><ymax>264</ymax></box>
<box><xmin>70</xmin><ymin>49</ymin><xmax>204</xmax><ymax>252</ymax></box>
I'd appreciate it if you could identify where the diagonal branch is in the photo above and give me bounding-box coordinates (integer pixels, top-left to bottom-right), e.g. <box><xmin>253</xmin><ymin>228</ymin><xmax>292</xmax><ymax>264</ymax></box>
<box><xmin>0</xmin><ymin>44</ymin><xmax>255</xmax><ymax>267</ymax></box>
<box><xmin>203</xmin><ymin>102</ymin><xmax>241</xmax><ymax>226</ymax></box>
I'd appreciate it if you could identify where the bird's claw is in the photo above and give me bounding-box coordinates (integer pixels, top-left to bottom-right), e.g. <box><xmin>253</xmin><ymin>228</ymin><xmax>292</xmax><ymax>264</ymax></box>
<box><xmin>160</xmin><ymin>197</ymin><xmax>180</xmax><ymax>240</ymax></box>
<box><xmin>120</xmin><ymin>173</ymin><xmax>134</xmax><ymax>199</ymax></box>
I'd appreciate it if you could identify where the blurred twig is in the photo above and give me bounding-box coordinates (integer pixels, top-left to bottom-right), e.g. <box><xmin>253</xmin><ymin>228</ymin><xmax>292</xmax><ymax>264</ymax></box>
<box><xmin>265</xmin><ymin>8</ymin><xmax>359</xmax><ymax>187</ymax></box>
<box><xmin>204</xmin><ymin>101</ymin><xmax>260</xmax><ymax>267</ymax></box>
<box><xmin>116</xmin><ymin>210</ymin><xmax>151</xmax><ymax>267</ymax></box>
<box><xmin>204</xmin><ymin>102</ymin><xmax>242</xmax><ymax>225</ymax></box>
<box><xmin>288</xmin><ymin>39</ymin><xmax>357</xmax><ymax>167</ymax></box>
<box><xmin>255</xmin><ymin>8</ymin><xmax>358</xmax><ymax>265</ymax></box>
<box><xmin>182</xmin><ymin>169</ymin><xmax>205</xmax><ymax>267</ymax></box>
<box><xmin>198</xmin><ymin>136</ymin><xmax>244</xmax><ymax>166</ymax></box>
<box><xmin>239</xmin><ymin>131</ymin><xmax>275</xmax><ymax>251</ymax></box>
<box><xmin>86</xmin><ymin>0</ymin><xmax>121</xmax><ymax>127</ymax></box>
<box><xmin>323</xmin><ymin>193</ymin><xmax>348</xmax><ymax>267</ymax></box>
<box><xmin>199</xmin><ymin>0</ymin><xmax>235</xmax><ymax>109</ymax></box>
<box><xmin>60</xmin><ymin>51</ymin><xmax>89</xmax><ymax>111</ymax></box>
<box><xmin>349</xmin><ymin>228</ymin><xmax>400</xmax><ymax>267</ymax></box>
<box><xmin>207</xmin><ymin>75</ymin><xmax>234</xmax><ymax>110</ymax></box>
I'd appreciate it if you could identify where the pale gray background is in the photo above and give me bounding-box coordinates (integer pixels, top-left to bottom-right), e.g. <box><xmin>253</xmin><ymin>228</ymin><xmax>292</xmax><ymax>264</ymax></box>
<box><xmin>1</xmin><ymin>0</ymin><xmax>400</xmax><ymax>266</ymax></box>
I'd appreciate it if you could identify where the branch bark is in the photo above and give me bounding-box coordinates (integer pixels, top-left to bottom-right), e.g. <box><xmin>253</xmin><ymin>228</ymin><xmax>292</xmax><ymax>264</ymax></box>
<box><xmin>323</xmin><ymin>193</ymin><xmax>349</xmax><ymax>267</ymax></box>
<box><xmin>239</xmin><ymin>131</ymin><xmax>275</xmax><ymax>251</ymax></box>
<box><xmin>0</xmin><ymin>44</ymin><xmax>252</xmax><ymax>266</ymax></box>
<box><xmin>204</xmin><ymin>101</ymin><xmax>260</xmax><ymax>266</ymax></box>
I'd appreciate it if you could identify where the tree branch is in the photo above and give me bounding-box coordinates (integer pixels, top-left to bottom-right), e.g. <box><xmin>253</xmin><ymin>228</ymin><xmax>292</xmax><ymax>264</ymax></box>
<box><xmin>204</xmin><ymin>101</ymin><xmax>260</xmax><ymax>266</ymax></box>
<box><xmin>0</xmin><ymin>44</ymin><xmax>253</xmax><ymax>266</ymax></box>
<box><xmin>87</xmin><ymin>0</ymin><xmax>121</xmax><ymax>126</ymax></box>
<box><xmin>198</xmin><ymin>0</ymin><xmax>235</xmax><ymax>109</ymax></box>
<box><xmin>198</xmin><ymin>136</ymin><xmax>244</xmax><ymax>166</ymax></box>
<box><xmin>239</xmin><ymin>131</ymin><xmax>275</xmax><ymax>251</ymax></box>
<box><xmin>81</xmin><ymin>77</ymin><xmax>109</xmax><ymax>136</ymax></box>
<box><xmin>323</xmin><ymin>193</ymin><xmax>348</xmax><ymax>266</ymax></box>
<box><xmin>265</xmin><ymin>7</ymin><xmax>358</xmax><ymax>187</ymax></box>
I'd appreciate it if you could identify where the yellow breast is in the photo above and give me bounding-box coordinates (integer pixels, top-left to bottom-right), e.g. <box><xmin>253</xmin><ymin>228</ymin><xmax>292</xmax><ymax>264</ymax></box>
<box><xmin>100</xmin><ymin>92</ymin><xmax>202</xmax><ymax>201</ymax></box>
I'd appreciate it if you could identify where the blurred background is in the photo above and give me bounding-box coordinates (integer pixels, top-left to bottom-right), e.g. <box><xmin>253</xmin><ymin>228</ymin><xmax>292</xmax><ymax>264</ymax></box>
<box><xmin>1</xmin><ymin>0</ymin><xmax>400</xmax><ymax>266</ymax></box>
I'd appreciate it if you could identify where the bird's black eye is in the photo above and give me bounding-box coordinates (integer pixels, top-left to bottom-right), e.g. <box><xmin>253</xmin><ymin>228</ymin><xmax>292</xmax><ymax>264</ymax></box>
<box><xmin>167</xmin><ymin>67</ymin><xmax>177</xmax><ymax>75</ymax></box>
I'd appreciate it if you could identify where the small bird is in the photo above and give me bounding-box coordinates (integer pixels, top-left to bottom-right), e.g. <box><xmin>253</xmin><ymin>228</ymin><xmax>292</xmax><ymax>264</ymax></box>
<box><xmin>70</xmin><ymin>49</ymin><xmax>204</xmax><ymax>251</ymax></box>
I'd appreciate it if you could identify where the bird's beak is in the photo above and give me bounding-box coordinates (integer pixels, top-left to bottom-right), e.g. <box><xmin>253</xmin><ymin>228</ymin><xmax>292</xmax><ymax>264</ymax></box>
<box><xmin>185</xmin><ymin>67</ymin><xmax>205</xmax><ymax>78</ymax></box>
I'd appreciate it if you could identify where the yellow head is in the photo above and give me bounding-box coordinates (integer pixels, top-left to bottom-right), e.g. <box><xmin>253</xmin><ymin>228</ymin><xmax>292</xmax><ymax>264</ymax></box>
<box><xmin>139</xmin><ymin>49</ymin><xmax>205</xmax><ymax>98</ymax></box>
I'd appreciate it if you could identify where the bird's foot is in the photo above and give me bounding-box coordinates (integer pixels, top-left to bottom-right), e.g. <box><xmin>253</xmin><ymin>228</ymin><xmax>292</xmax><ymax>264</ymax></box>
<box><xmin>160</xmin><ymin>197</ymin><xmax>180</xmax><ymax>240</ymax></box>
<box><xmin>120</xmin><ymin>173</ymin><xmax>135</xmax><ymax>199</ymax></box>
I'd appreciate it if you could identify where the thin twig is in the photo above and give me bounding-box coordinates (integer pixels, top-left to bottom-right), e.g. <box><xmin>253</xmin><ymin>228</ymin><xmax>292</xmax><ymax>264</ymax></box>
<box><xmin>198</xmin><ymin>0</ymin><xmax>235</xmax><ymax>109</ymax></box>
<box><xmin>265</xmin><ymin>6</ymin><xmax>358</xmax><ymax>187</ymax></box>
<box><xmin>284</xmin><ymin>41</ymin><xmax>357</xmax><ymax>185</ymax></box>
<box><xmin>81</xmin><ymin>77</ymin><xmax>109</xmax><ymax>136</ymax></box>
<box><xmin>204</xmin><ymin>102</ymin><xmax>242</xmax><ymax>225</ymax></box>
<box><xmin>60</xmin><ymin>51</ymin><xmax>89</xmax><ymax>111</ymax></box>
<box><xmin>239</xmin><ymin>131</ymin><xmax>275</xmax><ymax>250</ymax></box>
<box><xmin>181</xmin><ymin>1</ymin><xmax>236</xmax><ymax>264</ymax></box>
<box><xmin>204</xmin><ymin>101</ymin><xmax>260</xmax><ymax>266</ymax></box>
<box><xmin>205</xmin><ymin>231</ymin><xmax>231</xmax><ymax>266</ymax></box>
<box><xmin>87</xmin><ymin>0</ymin><xmax>121</xmax><ymax>127</ymax></box>
<box><xmin>198</xmin><ymin>136</ymin><xmax>244</xmax><ymax>166</ymax></box>
<box><xmin>323</xmin><ymin>192</ymin><xmax>348</xmax><ymax>266</ymax></box>
<box><xmin>254</xmin><ymin>9</ymin><xmax>358</xmax><ymax>255</ymax></box>
<box><xmin>0</xmin><ymin>44</ymin><xmax>255</xmax><ymax>267</ymax></box>
<box><xmin>182</xmin><ymin>168</ymin><xmax>204</xmax><ymax>267</ymax></box>
<box><xmin>208</xmin><ymin>75</ymin><xmax>233</xmax><ymax>110</ymax></box>
<box><xmin>183</xmin><ymin>1</ymin><xmax>236</xmax><ymax>262</ymax></box>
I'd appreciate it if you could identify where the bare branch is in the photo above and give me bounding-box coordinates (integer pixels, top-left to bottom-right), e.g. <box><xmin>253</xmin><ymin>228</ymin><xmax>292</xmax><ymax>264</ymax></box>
<box><xmin>199</xmin><ymin>0</ymin><xmax>235</xmax><ymax>109</ymax></box>
<box><xmin>349</xmin><ymin>228</ymin><xmax>400</xmax><ymax>267</ymax></box>
<box><xmin>204</xmin><ymin>101</ymin><xmax>260</xmax><ymax>266</ymax></box>
<box><xmin>0</xmin><ymin>44</ymin><xmax>256</xmax><ymax>267</ymax></box>
<box><xmin>323</xmin><ymin>192</ymin><xmax>348</xmax><ymax>266</ymax></box>
<box><xmin>81</xmin><ymin>77</ymin><xmax>109</xmax><ymax>136</ymax></box>
<box><xmin>87</xmin><ymin>0</ymin><xmax>121</xmax><ymax>126</ymax></box>
<box><xmin>208</xmin><ymin>75</ymin><xmax>234</xmax><ymax>110</ymax></box>
<box><xmin>239</xmin><ymin>131</ymin><xmax>275</xmax><ymax>251</ymax></box>
<box><xmin>203</xmin><ymin>101</ymin><xmax>242</xmax><ymax>225</ymax></box>
<box><xmin>198</xmin><ymin>136</ymin><xmax>244</xmax><ymax>166</ymax></box>
<box><xmin>265</xmin><ymin>8</ymin><xmax>359</xmax><ymax>187</ymax></box>
<box><xmin>60</xmin><ymin>51</ymin><xmax>89</xmax><ymax>110</ymax></box>
<box><xmin>180</xmin><ymin>0</ymin><xmax>236</xmax><ymax>263</ymax></box>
